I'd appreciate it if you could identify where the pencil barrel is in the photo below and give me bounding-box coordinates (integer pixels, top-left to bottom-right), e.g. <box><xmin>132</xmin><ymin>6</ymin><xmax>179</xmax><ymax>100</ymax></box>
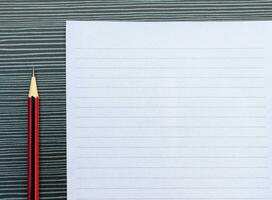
<box><xmin>28</xmin><ymin>97</ymin><xmax>39</xmax><ymax>200</ymax></box>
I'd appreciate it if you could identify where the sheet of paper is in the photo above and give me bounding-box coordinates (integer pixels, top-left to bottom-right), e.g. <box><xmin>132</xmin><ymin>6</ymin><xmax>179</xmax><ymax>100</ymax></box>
<box><xmin>66</xmin><ymin>21</ymin><xmax>272</xmax><ymax>200</ymax></box>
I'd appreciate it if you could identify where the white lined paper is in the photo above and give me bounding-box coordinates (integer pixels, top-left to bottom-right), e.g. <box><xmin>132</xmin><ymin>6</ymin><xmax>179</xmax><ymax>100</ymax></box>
<box><xmin>67</xmin><ymin>21</ymin><xmax>272</xmax><ymax>200</ymax></box>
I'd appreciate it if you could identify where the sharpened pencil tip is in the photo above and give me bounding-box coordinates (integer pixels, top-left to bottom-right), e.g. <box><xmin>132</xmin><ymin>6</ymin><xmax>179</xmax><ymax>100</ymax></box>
<box><xmin>29</xmin><ymin>68</ymin><xmax>38</xmax><ymax>97</ymax></box>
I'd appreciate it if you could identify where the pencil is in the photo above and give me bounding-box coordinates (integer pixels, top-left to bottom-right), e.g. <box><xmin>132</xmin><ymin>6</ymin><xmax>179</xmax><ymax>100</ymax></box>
<box><xmin>28</xmin><ymin>69</ymin><xmax>39</xmax><ymax>200</ymax></box>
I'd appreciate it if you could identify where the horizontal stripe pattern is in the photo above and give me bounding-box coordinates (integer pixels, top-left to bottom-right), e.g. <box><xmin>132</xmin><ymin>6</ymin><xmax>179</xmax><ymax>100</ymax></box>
<box><xmin>0</xmin><ymin>0</ymin><xmax>272</xmax><ymax>199</ymax></box>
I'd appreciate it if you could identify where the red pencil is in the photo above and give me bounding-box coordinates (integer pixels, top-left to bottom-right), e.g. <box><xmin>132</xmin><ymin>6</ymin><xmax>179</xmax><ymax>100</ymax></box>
<box><xmin>28</xmin><ymin>69</ymin><xmax>39</xmax><ymax>200</ymax></box>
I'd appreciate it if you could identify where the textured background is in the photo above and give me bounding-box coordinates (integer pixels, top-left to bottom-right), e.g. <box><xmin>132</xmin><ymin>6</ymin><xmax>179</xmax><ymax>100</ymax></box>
<box><xmin>0</xmin><ymin>1</ymin><xmax>272</xmax><ymax>199</ymax></box>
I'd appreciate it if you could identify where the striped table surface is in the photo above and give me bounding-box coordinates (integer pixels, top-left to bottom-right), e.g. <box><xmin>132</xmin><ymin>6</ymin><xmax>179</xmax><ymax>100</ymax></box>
<box><xmin>0</xmin><ymin>1</ymin><xmax>271</xmax><ymax>199</ymax></box>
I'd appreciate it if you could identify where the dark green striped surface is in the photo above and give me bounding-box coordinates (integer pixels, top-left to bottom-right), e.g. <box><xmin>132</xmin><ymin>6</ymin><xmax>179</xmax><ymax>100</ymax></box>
<box><xmin>0</xmin><ymin>1</ymin><xmax>271</xmax><ymax>199</ymax></box>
